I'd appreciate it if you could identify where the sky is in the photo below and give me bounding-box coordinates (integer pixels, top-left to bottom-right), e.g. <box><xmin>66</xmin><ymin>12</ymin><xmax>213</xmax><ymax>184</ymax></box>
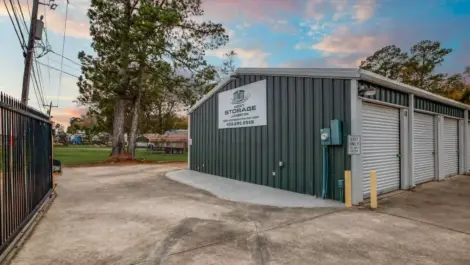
<box><xmin>0</xmin><ymin>0</ymin><xmax>469</xmax><ymax>126</ymax></box>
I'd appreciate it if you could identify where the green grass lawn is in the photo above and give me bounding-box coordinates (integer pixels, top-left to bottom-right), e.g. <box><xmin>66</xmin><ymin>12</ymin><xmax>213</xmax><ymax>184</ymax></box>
<box><xmin>54</xmin><ymin>146</ymin><xmax>187</xmax><ymax>166</ymax></box>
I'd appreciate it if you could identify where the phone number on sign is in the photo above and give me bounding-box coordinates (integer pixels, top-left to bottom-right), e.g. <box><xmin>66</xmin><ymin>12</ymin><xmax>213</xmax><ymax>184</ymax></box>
<box><xmin>227</xmin><ymin>120</ymin><xmax>255</xmax><ymax>126</ymax></box>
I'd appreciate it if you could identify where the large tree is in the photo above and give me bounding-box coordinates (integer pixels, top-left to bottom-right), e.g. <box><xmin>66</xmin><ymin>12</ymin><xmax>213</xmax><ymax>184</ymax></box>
<box><xmin>360</xmin><ymin>45</ymin><xmax>408</xmax><ymax>80</ymax></box>
<box><xmin>360</xmin><ymin>40</ymin><xmax>458</xmax><ymax>94</ymax></box>
<box><xmin>78</xmin><ymin>0</ymin><xmax>229</xmax><ymax>158</ymax></box>
<box><xmin>403</xmin><ymin>40</ymin><xmax>452</xmax><ymax>91</ymax></box>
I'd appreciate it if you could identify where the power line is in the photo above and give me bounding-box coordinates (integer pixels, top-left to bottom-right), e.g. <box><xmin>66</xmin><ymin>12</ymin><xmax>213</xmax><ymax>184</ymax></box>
<box><xmin>27</xmin><ymin>0</ymin><xmax>31</xmax><ymax>16</ymax></box>
<box><xmin>31</xmin><ymin>73</ymin><xmax>43</xmax><ymax>111</ymax></box>
<box><xmin>31</xmin><ymin>65</ymin><xmax>46</xmax><ymax>111</ymax></box>
<box><xmin>35</xmin><ymin>60</ymin><xmax>80</xmax><ymax>78</ymax></box>
<box><xmin>33</xmin><ymin>50</ymin><xmax>46</xmax><ymax>103</ymax></box>
<box><xmin>3</xmin><ymin>0</ymin><xmax>26</xmax><ymax>50</ymax></box>
<box><xmin>15</xmin><ymin>0</ymin><xmax>29</xmax><ymax>32</ymax></box>
<box><xmin>8</xmin><ymin>0</ymin><xmax>28</xmax><ymax>45</ymax></box>
<box><xmin>43</xmin><ymin>4</ymin><xmax>52</xmax><ymax>89</ymax></box>
<box><xmin>31</xmin><ymin>64</ymin><xmax>46</xmax><ymax>106</ymax></box>
<box><xmin>49</xmin><ymin>50</ymin><xmax>81</xmax><ymax>67</ymax></box>
<box><xmin>45</xmin><ymin>57</ymin><xmax>81</xmax><ymax>71</ymax></box>
<box><xmin>57</xmin><ymin>0</ymin><xmax>70</xmax><ymax>106</ymax></box>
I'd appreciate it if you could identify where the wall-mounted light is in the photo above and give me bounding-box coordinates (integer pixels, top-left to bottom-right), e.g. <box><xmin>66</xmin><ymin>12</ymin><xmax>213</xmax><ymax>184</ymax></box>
<box><xmin>359</xmin><ymin>83</ymin><xmax>377</xmax><ymax>97</ymax></box>
<box><xmin>229</xmin><ymin>74</ymin><xmax>238</xmax><ymax>81</ymax></box>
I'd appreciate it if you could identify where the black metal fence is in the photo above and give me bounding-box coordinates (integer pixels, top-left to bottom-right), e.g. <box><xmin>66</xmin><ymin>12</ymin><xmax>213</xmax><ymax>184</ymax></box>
<box><xmin>0</xmin><ymin>93</ymin><xmax>52</xmax><ymax>255</ymax></box>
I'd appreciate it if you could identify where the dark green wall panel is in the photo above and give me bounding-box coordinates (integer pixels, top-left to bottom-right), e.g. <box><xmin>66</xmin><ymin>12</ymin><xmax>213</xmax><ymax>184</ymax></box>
<box><xmin>414</xmin><ymin>96</ymin><xmax>464</xmax><ymax>118</ymax></box>
<box><xmin>190</xmin><ymin>75</ymin><xmax>352</xmax><ymax>201</ymax></box>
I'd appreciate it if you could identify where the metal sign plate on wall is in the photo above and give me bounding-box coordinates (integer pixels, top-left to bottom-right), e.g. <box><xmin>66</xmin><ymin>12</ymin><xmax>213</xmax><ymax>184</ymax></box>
<box><xmin>348</xmin><ymin>135</ymin><xmax>361</xmax><ymax>155</ymax></box>
<box><xmin>218</xmin><ymin>80</ymin><xmax>267</xmax><ymax>129</ymax></box>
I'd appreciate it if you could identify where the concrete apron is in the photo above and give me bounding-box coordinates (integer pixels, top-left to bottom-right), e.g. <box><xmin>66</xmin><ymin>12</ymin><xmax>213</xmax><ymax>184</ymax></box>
<box><xmin>166</xmin><ymin>170</ymin><xmax>344</xmax><ymax>208</ymax></box>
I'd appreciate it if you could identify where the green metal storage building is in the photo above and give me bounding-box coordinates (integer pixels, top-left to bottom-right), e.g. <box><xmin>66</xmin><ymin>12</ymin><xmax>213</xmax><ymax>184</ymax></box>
<box><xmin>188</xmin><ymin>68</ymin><xmax>470</xmax><ymax>204</ymax></box>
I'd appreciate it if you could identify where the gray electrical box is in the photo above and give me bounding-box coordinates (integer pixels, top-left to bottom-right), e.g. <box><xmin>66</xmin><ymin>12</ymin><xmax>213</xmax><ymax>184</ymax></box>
<box><xmin>330</xmin><ymin>119</ymin><xmax>343</xmax><ymax>145</ymax></box>
<box><xmin>320</xmin><ymin>128</ymin><xmax>331</xmax><ymax>146</ymax></box>
<box><xmin>34</xmin><ymin>19</ymin><xmax>44</xmax><ymax>40</ymax></box>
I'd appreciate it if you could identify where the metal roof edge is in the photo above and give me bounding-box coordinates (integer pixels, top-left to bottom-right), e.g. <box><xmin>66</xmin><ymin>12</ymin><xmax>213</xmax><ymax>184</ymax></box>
<box><xmin>188</xmin><ymin>74</ymin><xmax>234</xmax><ymax>114</ymax></box>
<box><xmin>235</xmin><ymin>67</ymin><xmax>360</xmax><ymax>78</ymax></box>
<box><xmin>359</xmin><ymin>69</ymin><xmax>470</xmax><ymax>110</ymax></box>
<box><xmin>188</xmin><ymin>68</ymin><xmax>360</xmax><ymax>114</ymax></box>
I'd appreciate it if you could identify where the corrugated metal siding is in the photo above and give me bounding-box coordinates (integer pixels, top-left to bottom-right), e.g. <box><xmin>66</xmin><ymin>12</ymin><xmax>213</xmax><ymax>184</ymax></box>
<box><xmin>359</xmin><ymin>81</ymin><xmax>409</xmax><ymax>107</ymax></box>
<box><xmin>415</xmin><ymin>97</ymin><xmax>464</xmax><ymax>118</ymax></box>
<box><xmin>190</xmin><ymin>75</ymin><xmax>352</xmax><ymax>201</ymax></box>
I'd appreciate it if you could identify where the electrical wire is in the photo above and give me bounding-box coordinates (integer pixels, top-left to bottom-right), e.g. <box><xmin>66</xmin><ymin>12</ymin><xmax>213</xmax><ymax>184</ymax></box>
<box><xmin>46</xmin><ymin>57</ymin><xmax>81</xmax><ymax>71</ymax></box>
<box><xmin>33</xmin><ymin>50</ymin><xmax>47</xmax><ymax>104</ymax></box>
<box><xmin>49</xmin><ymin>50</ymin><xmax>81</xmax><ymax>67</ymax></box>
<box><xmin>8</xmin><ymin>0</ymin><xmax>27</xmax><ymax>45</ymax></box>
<box><xmin>31</xmin><ymin>65</ymin><xmax>46</xmax><ymax>112</ymax></box>
<box><xmin>26</xmin><ymin>0</ymin><xmax>30</xmax><ymax>16</ymax></box>
<box><xmin>35</xmin><ymin>60</ymin><xmax>80</xmax><ymax>78</ymax></box>
<box><xmin>3</xmin><ymin>0</ymin><xmax>26</xmax><ymax>50</ymax></box>
<box><xmin>15</xmin><ymin>0</ymin><xmax>29</xmax><ymax>32</ymax></box>
<box><xmin>31</xmin><ymin>74</ymin><xmax>43</xmax><ymax>111</ymax></box>
<box><xmin>43</xmin><ymin>4</ymin><xmax>52</xmax><ymax>91</ymax></box>
<box><xmin>57</xmin><ymin>0</ymin><xmax>70</xmax><ymax>106</ymax></box>
<box><xmin>31</xmin><ymin>64</ymin><xmax>46</xmax><ymax>106</ymax></box>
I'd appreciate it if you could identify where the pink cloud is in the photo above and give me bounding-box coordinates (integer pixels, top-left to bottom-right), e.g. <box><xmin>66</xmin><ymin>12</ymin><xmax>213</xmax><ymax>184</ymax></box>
<box><xmin>353</xmin><ymin>0</ymin><xmax>376</xmax><ymax>22</ymax></box>
<box><xmin>52</xmin><ymin>106</ymin><xmax>87</xmax><ymax>126</ymax></box>
<box><xmin>312</xmin><ymin>26</ymin><xmax>389</xmax><ymax>54</ymax></box>
<box><xmin>202</xmin><ymin>0</ymin><xmax>302</xmax><ymax>22</ymax></box>
<box><xmin>280</xmin><ymin>53</ymin><xmax>366</xmax><ymax>68</ymax></box>
<box><xmin>207</xmin><ymin>47</ymin><xmax>270</xmax><ymax>67</ymax></box>
<box><xmin>0</xmin><ymin>0</ymin><xmax>90</xmax><ymax>39</ymax></box>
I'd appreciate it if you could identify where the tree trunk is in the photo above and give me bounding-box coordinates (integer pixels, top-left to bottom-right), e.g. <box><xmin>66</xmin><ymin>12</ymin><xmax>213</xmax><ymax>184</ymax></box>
<box><xmin>128</xmin><ymin>90</ymin><xmax>142</xmax><ymax>159</ymax></box>
<box><xmin>111</xmin><ymin>0</ymin><xmax>132</xmax><ymax>157</ymax></box>
<box><xmin>111</xmin><ymin>97</ymin><xmax>127</xmax><ymax>157</ymax></box>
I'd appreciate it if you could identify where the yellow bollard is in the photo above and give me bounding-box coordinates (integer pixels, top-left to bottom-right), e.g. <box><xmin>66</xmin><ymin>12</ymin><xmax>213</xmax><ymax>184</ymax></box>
<box><xmin>345</xmin><ymin>170</ymin><xmax>352</xmax><ymax>208</ymax></box>
<box><xmin>370</xmin><ymin>170</ymin><xmax>377</xmax><ymax>209</ymax></box>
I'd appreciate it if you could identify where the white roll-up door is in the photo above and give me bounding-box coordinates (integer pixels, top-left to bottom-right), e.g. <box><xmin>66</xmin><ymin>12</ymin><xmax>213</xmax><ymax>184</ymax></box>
<box><xmin>467</xmin><ymin>122</ymin><xmax>470</xmax><ymax>171</ymax></box>
<box><xmin>414</xmin><ymin>112</ymin><xmax>435</xmax><ymax>184</ymax></box>
<box><xmin>444</xmin><ymin>118</ymin><xmax>459</xmax><ymax>176</ymax></box>
<box><xmin>362</xmin><ymin>103</ymin><xmax>400</xmax><ymax>196</ymax></box>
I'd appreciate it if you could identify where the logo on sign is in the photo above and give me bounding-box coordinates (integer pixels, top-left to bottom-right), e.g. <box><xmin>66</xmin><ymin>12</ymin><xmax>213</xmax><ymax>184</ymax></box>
<box><xmin>230</xmin><ymin>90</ymin><xmax>250</xmax><ymax>105</ymax></box>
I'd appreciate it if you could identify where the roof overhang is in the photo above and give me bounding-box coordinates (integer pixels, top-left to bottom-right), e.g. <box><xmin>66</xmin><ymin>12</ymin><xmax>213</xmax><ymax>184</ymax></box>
<box><xmin>188</xmin><ymin>68</ymin><xmax>360</xmax><ymax>113</ymax></box>
<box><xmin>359</xmin><ymin>69</ymin><xmax>470</xmax><ymax>110</ymax></box>
<box><xmin>188</xmin><ymin>67</ymin><xmax>470</xmax><ymax>114</ymax></box>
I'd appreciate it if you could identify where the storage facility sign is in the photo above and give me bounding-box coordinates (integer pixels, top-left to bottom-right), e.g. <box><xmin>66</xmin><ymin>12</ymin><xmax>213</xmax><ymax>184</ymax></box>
<box><xmin>218</xmin><ymin>80</ymin><xmax>267</xmax><ymax>129</ymax></box>
<box><xmin>348</xmin><ymin>135</ymin><xmax>361</xmax><ymax>155</ymax></box>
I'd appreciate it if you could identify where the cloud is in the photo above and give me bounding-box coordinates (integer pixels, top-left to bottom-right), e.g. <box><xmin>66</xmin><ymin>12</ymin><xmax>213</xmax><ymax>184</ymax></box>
<box><xmin>353</xmin><ymin>0</ymin><xmax>376</xmax><ymax>22</ymax></box>
<box><xmin>312</xmin><ymin>26</ymin><xmax>389</xmax><ymax>54</ymax></box>
<box><xmin>52</xmin><ymin>106</ymin><xmax>87</xmax><ymax>126</ymax></box>
<box><xmin>0</xmin><ymin>0</ymin><xmax>90</xmax><ymax>39</ymax></box>
<box><xmin>201</xmin><ymin>0</ymin><xmax>301</xmax><ymax>22</ymax></box>
<box><xmin>208</xmin><ymin>48</ymin><xmax>270</xmax><ymax>67</ymax></box>
<box><xmin>281</xmin><ymin>53</ymin><xmax>365</xmax><ymax>68</ymax></box>
<box><xmin>45</xmin><ymin>9</ymin><xmax>90</xmax><ymax>39</ymax></box>
<box><xmin>305</xmin><ymin>0</ymin><xmax>327</xmax><ymax>21</ymax></box>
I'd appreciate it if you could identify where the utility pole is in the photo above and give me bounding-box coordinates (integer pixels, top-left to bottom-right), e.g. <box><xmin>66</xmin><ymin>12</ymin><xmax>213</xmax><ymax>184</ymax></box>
<box><xmin>21</xmin><ymin>0</ymin><xmax>40</xmax><ymax>106</ymax></box>
<box><xmin>44</xmin><ymin>101</ymin><xmax>58</xmax><ymax>117</ymax></box>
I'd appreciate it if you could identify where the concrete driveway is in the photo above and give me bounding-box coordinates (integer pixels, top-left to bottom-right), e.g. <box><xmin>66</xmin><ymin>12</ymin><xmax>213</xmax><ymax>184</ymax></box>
<box><xmin>9</xmin><ymin>166</ymin><xmax>470</xmax><ymax>265</ymax></box>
